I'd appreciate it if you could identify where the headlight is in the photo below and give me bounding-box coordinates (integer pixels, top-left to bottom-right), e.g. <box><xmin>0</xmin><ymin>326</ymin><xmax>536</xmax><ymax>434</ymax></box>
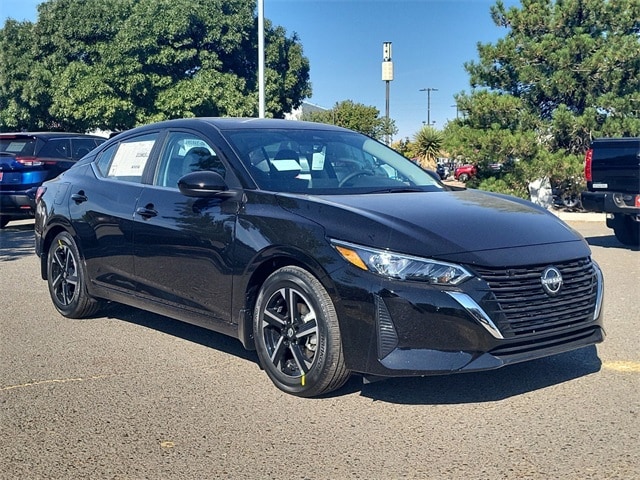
<box><xmin>331</xmin><ymin>240</ymin><xmax>473</xmax><ymax>285</ymax></box>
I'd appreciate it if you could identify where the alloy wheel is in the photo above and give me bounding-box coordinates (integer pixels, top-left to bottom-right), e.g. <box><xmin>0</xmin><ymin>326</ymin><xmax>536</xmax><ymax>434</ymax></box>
<box><xmin>50</xmin><ymin>239</ymin><xmax>79</xmax><ymax>307</ymax></box>
<box><xmin>260</xmin><ymin>286</ymin><xmax>319</xmax><ymax>378</ymax></box>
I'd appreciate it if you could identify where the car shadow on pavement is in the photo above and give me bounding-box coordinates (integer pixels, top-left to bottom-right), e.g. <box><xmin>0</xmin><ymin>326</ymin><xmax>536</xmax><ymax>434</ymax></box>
<box><xmin>584</xmin><ymin>234</ymin><xmax>639</xmax><ymax>251</ymax></box>
<box><xmin>103</xmin><ymin>303</ymin><xmax>602</xmax><ymax>404</ymax></box>
<box><xmin>356</xmin><ymin>345</ymin><xmax>602</xmax><ymax>404</ymax></box>
<box><xmin>0</xmin><ymin>221</ymin><xmax>35</xmax><ymax>261</ymax></box>
<box><xmin>105</xmin><ymin>303</ymin><xmax>260</xmax><ymax>364</ymax></box>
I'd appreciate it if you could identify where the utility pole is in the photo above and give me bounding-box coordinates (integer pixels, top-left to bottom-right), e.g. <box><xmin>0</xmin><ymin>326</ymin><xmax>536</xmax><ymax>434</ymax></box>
<box><xmin>419</xmin><ymin>87</ymin><xmax>438</xmax><ymax>126</ymax></box>
<box><xmin>382</xmin><ymin>42</ymin><xmax>393</xmax><ymax>144</ymax></box>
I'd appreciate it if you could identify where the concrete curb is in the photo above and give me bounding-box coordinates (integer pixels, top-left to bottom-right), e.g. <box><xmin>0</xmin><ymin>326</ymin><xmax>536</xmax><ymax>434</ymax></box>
<box><xmin>549</xmin><ymin>209</ymin><xmax>606</xmax><ymax>222</ymax></box>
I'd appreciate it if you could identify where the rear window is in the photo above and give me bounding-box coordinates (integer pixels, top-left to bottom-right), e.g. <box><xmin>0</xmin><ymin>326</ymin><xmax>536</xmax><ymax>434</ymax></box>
<box><xmin>0</xmin><ymin>137</ymin><xmax>37</xmax><ymax>156</ymax></box>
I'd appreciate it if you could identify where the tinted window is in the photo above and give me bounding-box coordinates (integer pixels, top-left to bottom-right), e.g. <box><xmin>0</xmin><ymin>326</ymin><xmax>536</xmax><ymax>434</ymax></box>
<box><xmin>72</xmin><ymin>138</ymin><xmax>103</xmax><ymax>159</ymax></box>
<box><xmin>0</xmin><ymin>137</ymin><xmax>37</xmax><ymax>155</ymax></box>
<box><xmin>38</xmin><ymin>139</ymin><xmax>72</xmax><ymax>159</ymax></box>
<box><xmin>94</xmin><ymin>133</ymin><xmax>157</xmax><ymax>183</ymax></box>
<box><xmin>155</xmin><ymin>132</ymin><xmax>226</xmax><ymax>188</ymax></box>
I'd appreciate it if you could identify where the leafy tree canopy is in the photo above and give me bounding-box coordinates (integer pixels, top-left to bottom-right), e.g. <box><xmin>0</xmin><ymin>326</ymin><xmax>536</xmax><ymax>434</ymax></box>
<box><xmin>443</xmin><ymin>0</ymin><xmax>640</xmax><ymax>198</ymax></box>
<box><xmin>0</xmin><ymin>0</ymin><xmax>311</xmax><ymax>131</ymax></box>
<box><xmin>302</xmin><ymin>100</ymin><xmax>397</xmax><ymax>142</ymax></box>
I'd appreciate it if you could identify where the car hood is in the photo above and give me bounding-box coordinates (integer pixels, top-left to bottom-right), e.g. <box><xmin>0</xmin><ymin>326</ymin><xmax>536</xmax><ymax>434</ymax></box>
<box><xmin>278</xmin><ymin>189</ymin><xmax>590</xmax><ymax>266</ymax></box>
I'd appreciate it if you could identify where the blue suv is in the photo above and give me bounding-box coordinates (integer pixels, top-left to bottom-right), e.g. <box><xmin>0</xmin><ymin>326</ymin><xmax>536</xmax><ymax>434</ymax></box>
<box><xmin>0</xmin><ymin>132</ymin><xmax>106</xmax><ymax>228</ymax></box>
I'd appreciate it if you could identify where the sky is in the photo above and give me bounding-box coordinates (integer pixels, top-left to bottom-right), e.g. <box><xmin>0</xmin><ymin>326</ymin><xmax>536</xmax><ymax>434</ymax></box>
<box><xmin>2</xmin><ymin>0</ymin><xmax>520</xmax><ymax>139</ymax></box>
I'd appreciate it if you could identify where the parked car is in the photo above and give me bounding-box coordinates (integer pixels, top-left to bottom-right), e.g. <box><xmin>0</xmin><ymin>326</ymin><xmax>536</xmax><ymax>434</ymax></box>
<box><xmin>436</xmin><ymin>163</ymin><xmax>450</xmax><ymax>180</ymax></box>
<box><xmin>34</xmin><ymin>118</ymin><xmax>605</xmax><ymax>397</ymax></box>
<box><xmin>581</xmin><ymin>137</ymin><xmax>640</xmax><ymax>246</ymax></box>
<box><xmin>0</xmin><ymin>132</ymin><xmax>106</xmax><ymax>228</ymax></box>
<box><xmin>454</xmin><ymin>164</ymin><xmax>477</xmax><ymax>181</ymax></box>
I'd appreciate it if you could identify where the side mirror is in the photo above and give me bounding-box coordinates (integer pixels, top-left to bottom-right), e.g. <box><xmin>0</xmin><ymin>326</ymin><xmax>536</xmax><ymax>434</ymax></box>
<box><xmin>178</xmin><ymin>171</ymin><xmax>235</xmax><ymax>198</ymax></box>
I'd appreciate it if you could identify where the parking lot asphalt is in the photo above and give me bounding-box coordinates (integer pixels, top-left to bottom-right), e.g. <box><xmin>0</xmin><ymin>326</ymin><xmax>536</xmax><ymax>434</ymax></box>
<box><xmin>1</xmin><ymin>217</ymin><xmax>638</xmax><ymax>479</ymax></box>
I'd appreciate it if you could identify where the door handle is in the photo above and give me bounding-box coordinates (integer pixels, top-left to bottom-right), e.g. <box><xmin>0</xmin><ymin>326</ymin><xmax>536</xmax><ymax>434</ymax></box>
<box><xmin>135</xmin><ymin>205</ymin><xmax>158</xmax><ymax>218</ymax></box>
<box><xmin>71</xmin><ymin>192</ymin><xmax>88</xmax><ymax>203</ymax></box>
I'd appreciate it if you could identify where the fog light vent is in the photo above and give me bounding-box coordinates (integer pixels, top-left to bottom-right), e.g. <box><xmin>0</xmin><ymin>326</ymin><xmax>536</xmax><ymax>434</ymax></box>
<box><xmin>375</xmin><ymin>295</ymin><xmax>398</xmax><ymax>359</ymax></box>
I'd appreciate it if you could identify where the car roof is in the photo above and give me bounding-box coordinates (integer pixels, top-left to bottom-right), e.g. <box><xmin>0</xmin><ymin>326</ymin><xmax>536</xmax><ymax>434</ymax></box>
<box><xmin>123</xmin><ymin>117</ymin><xmax>352</xmax><ymax>133</ymax></box>
<box><xmin>0</xmin><ymin>132</ymin><xmax>106</xmax><ymax>139</ymax></box>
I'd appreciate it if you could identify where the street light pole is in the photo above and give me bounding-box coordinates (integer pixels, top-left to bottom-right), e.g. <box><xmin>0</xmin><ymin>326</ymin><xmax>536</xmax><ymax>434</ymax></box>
<box><xmin>258</xmin><ymin>0</ymin><xmax>265</xmax><ymax>118</ymax></box>
<box><xmin>419</xmin><ymin>87</ymin><xmax>438</xmax><ymax>126</ymax></box>
<box><xmin>382</xmin><ymin>42</ymin><xmax>394</xmax><ymax>145</ymax></box>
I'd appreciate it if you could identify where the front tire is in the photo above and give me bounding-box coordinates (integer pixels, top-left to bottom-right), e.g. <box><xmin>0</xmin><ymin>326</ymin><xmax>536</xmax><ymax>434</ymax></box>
<box><xmin>47</xmin><ymin>231</ymin><xmax>101</xmax><ymax>318</ymax></box>
<box><xmin>253</xmin><ymin>266</ymin><xmax>351</xmax><ymax>397</ymax></box>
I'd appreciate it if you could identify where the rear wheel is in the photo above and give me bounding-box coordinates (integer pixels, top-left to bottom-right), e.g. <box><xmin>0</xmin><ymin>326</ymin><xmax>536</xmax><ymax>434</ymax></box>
<box><xmin>560</xmin><ymin>192</ymin><xmax>581</xmax><ymax>209</ymax></box>
<box><xmin>458</xmin><ymin>173</ymin><xmax>469</xmax><ymax>182</ymax></box>
<box><xmin>611</xmin><ymin>214</ymin><xmax>640</xmax><ymax>247</ymax></box>
<box><xmin>253</xmin><ymin>266</ymin><xmax>351</xmax><ymax>397</ymax></box>
<box><xmin>0</xmin><ymin>216</ymin><xmax>12</xmax><ymax>229</ymax></box>
<box><xmin>47</xmin><ymin>231</ymin><xmax>102</xmax><ymax>318</ymax></box>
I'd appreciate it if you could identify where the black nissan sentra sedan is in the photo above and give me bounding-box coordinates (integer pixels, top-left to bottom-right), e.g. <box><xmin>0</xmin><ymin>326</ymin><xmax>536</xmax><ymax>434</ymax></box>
<box><xmin>34</xmin><ymin>118</ymin><xmax>605</xmax><ymax>397</ymax></box>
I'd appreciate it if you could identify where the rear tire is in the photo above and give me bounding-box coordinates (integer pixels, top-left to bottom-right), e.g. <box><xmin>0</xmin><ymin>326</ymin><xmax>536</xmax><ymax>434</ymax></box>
<box><xmin>47</xmin><ymin>231</ymin><xmax>102</xmax><ymax>318</ymax></box>
<box><xmin>253</xmin><ymin>266</ymin><xmax>351</xmax><ymax>397</ymax></box>
<box><xmin>611</xmin><ymin>215</ymin><xmax>640</xmax><ymax>247</ymax></box>
<box><xmin>458</xmin><ymin>173</ymin><xmax>469</xmax><ymax>182</ymax></box>
<box><xmin>0</xmin><ymin>216</ymin><xmax>12</xmax><ymax>229</ymax></box>
<box><xmin>560</xmin><ymin>192</ymin><xmax>581</xmax><ymax>210</ymax></box>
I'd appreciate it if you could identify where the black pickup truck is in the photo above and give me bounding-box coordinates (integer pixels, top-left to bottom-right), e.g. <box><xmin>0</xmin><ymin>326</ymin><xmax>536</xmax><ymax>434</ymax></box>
<box><xmin>581</xmin><ymin>138</ymin><xmax>640</xmax><ymax>246</ymax></box>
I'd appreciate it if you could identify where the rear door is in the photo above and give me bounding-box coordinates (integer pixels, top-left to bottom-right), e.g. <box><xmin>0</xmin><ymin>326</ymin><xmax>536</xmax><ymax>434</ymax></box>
<box><xmin>132</xmin><ymin>129</ymin><xmax>241</xmax><ymax>325</ymax></box>
<box><xmin>69</xmin><ymin>132</ymin><xmax>160</xmax><ymax>296</ymax></box>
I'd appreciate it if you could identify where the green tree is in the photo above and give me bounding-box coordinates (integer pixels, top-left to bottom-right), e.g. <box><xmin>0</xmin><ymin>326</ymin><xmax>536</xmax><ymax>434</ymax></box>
<box><xmin>444</xmin><ymin>0</ymin><xmax>640</xmax><ymax>197</ymax></box>
<box><xmin>0</xmin><ymin>0</ymin><xmax>311</xmax><ymax>131</ymax></box>
<box><xmin>390</xmin><ymin>137</ymin><xmax>418</xmax><ymax>159</ymax></box>
<box><xmin>0</xmin><ymin>20</ymin><xmax>40</xmax><ymax>129</ymax></box>
<box><xmin>302</xmin><ymin>100</ymin><xmax>397</xmax><ymax>141</ymax></box>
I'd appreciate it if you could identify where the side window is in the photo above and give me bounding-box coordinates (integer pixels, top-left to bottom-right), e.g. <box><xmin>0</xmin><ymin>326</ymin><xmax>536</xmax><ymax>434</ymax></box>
<box><xmin>156</xmin><ymin>132</ymin><xmax>226</xmax><ymax>188</ymax></box>
<box><xmin>94</xmin><ymin>133</ymin><xmax>157</xmax><ymax>183</ymax></box>
<box><xmin>39</xmin><ymin>139</ymin><xmax>71</xmax><ymax>159</ymax></box>
<box><xmin>72</xmin><ymin>138</ymin><xmax>103</xmax><ymax>160</ymax></box>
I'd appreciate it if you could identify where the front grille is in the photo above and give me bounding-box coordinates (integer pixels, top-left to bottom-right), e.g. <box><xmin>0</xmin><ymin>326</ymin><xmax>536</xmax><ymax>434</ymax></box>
<box><xmin>473</xmin><ymin>258</ymin><xmax>598</xmax><ymax>338</ymax></box>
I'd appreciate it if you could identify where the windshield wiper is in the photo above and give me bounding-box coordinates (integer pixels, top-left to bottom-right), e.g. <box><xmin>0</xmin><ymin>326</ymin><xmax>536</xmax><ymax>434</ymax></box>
<box><xmin>370</xmin><ymin>187</ymin><xmax>426</xmax><ymax>194</ymax></box>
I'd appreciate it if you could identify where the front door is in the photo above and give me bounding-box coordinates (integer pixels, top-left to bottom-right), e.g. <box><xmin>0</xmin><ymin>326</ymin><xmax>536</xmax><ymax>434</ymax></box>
<box><xmin>132</xmin><ymin>130</ymin><xmax>240</xmax><ymax>325</ymax></box>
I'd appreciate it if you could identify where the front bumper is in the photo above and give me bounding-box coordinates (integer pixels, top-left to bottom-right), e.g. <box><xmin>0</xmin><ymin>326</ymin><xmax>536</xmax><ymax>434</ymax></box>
<box><xmin>334</xmin><ymin>257</ymin><xmax>605</xmax><ymax>378</ymax></box>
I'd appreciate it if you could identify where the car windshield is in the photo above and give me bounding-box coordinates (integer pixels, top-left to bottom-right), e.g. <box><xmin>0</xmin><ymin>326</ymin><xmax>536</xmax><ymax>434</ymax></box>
<box><xmin>224</xmin><ymin>128</ymin><xmax>443</xmax><ymax>194</ymax></box>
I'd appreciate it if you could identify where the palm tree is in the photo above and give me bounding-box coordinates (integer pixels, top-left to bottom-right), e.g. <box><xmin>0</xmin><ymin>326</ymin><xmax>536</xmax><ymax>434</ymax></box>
<box><xmin>413</xmin><ymin>126</ymin><xmax>443</xmax><ymax>170</ymax></box>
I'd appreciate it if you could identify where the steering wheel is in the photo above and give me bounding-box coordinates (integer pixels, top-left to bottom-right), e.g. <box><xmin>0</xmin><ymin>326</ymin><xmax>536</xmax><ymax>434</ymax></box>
<box><xmin>338</xmin><ymin>170</ymin><xmax>374</xmax><ymax>187</ymax></box>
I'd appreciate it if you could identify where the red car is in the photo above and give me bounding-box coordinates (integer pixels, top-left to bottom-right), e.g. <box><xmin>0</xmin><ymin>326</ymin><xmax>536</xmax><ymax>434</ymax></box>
<box><xmin>454</xmin><ymin>164</ymin><xmax>477</xmax><ymax>182</ymax></box>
